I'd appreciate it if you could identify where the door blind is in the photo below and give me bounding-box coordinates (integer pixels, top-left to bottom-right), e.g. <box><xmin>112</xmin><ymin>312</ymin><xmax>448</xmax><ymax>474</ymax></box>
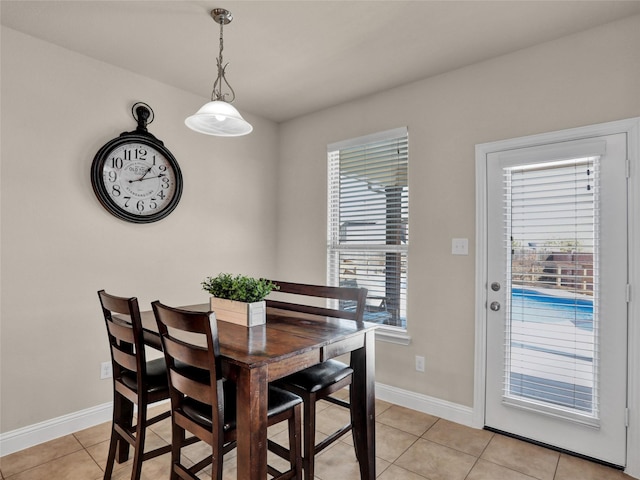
<box><xmin>504</xmin><ymin>156</ymin><xmax>600</xmax><ymax>423</ymax></box>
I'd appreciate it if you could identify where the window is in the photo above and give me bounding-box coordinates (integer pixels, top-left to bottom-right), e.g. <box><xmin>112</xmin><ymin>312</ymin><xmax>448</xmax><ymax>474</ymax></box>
<box><xmin>505</xmin><ymin>156</ymin><xmax>599</xmax><ymax>419</ymax></box>
<box><xmin>327</xmin><ymin>127</ymin><xmax>408</xmax><ymax>329</ymax></box>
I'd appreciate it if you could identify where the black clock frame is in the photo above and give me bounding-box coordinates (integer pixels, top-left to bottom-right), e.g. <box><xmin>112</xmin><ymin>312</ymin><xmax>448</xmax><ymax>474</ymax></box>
<box><xmin>91</xmin><ymin>105</ymin><xmax>183</xmax><ymax>224</ymax></box>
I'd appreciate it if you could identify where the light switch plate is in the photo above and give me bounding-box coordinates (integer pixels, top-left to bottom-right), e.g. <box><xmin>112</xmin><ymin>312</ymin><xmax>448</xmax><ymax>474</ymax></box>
<box><xmin>415</xmin><ymin>355</ymin><xmax>425</xmax><ymax>372</ymax></box>
<box><xmin>452</xmin><ymin>238</ymin><xmax>469</xmax><ymax>255</ymax></box>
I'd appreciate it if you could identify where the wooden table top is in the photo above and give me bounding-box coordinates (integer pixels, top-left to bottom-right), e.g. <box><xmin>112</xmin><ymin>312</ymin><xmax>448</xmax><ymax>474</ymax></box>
<box><xmin>137</xmin><ymin>303</ymin><xmax>376</xmax><ymax>370</ymax></box>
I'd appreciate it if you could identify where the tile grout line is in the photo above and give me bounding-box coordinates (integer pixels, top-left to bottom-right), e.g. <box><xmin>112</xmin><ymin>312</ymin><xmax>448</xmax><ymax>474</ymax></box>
<box><xmin>3</xmin><ymin>448</ymin><xmax>87</xmax><ymax>480</ymax></box>
<box><xmin>459</xmin><ymin>428</ymin><xmax>494</xmax><ymax>480</ymax></box>
<box><xmin>551</xmin><ymin>453</ymin><xmax>561</xmax><ymax>480</ymax></box>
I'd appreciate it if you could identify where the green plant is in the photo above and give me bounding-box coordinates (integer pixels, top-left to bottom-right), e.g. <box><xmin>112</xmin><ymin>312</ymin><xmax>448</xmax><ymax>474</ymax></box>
<box><xmin>201</xmin><ymin>273</ymin><xmax>278</xmax><ymax>303</ymax></box>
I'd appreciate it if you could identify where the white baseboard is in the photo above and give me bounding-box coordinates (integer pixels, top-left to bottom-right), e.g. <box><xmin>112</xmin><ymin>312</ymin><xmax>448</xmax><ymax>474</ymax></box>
<box><xmin>375</xmin><ymin>382</ymin><xmax>475</xmax><ymax>427</ymax></box>
<box><xmin>0</xmin><ymin>403</ymin><xmax>113</xmax><ymax>457</ymax></box>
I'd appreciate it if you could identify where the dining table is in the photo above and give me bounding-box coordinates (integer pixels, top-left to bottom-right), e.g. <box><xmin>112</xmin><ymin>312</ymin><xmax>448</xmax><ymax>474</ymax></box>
<box><xmin>133</xmin><ymin>303</ymin><xmax>377</xmax><ymax>480</ymax></box>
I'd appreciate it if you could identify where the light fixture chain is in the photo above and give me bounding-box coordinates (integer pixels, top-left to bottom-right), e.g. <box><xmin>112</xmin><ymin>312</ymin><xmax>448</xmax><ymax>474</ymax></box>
<box><xmin>211</xmin><ymin>13</ymin><xmax>236</xmax><ymax>103</ymax></box>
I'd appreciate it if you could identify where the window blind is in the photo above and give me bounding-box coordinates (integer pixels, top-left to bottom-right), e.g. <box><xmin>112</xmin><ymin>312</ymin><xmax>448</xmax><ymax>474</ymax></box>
<box><xmin>504</xmin><ymin>156</ymin><xmax>600</xmax><ymax>424</ymax></box>
<box><xmin>328</xmin><ymin>128</ymin><xmax>408</xmax><ymax>328</ymax></box>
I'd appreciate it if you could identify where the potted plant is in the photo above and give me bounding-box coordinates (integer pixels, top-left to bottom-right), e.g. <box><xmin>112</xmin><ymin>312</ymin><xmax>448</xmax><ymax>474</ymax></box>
<box><xmin>201</xmin><ymin>273</ymin><xmax>278</xmax><ymax>327</ymax></box>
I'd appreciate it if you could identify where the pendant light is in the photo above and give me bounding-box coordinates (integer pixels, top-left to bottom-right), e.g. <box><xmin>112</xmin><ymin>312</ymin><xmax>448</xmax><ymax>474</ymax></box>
<box><xmin>185</xmin><ymin>8</ymin><xmax>253</xmax><ymax>137</ymax></box>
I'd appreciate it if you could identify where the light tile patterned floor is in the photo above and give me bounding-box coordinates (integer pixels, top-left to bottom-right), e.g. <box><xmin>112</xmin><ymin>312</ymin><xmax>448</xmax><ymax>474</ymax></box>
<box><xmin>0</xmin><ymin>395</ymin><xmax>634</xmax><ymax>480</ymax></box>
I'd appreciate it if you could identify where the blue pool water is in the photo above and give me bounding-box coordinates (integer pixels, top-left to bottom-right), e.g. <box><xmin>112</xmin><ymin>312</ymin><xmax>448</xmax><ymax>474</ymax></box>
<box><xmin>511</xmin><ymin>288</ymin><xmax>593</xmax><ymax>331</ymax></box>
<box><xmin>509</xmin><ymin>288</ymin><xmax>595</xmax><ymax>412</ymax></box>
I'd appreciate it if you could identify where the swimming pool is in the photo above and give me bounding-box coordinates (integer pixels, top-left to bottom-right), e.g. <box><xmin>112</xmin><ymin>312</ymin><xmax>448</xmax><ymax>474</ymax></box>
<box><xmin>511</xmin><ymin>288</ymin><xmax>593</xmax><ymax>331</ymax></box>
<box><xmin>508</xmin><ymin>287</ymin><xmax>595</xmax><ymax>412</ymax></box>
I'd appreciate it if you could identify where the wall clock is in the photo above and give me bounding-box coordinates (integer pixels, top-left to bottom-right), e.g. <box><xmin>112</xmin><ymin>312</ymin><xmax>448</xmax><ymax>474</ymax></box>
<box><xmin>91</xmin><ymin>102</ymin><xmax>183</xmax><ymax>223</ymax></box>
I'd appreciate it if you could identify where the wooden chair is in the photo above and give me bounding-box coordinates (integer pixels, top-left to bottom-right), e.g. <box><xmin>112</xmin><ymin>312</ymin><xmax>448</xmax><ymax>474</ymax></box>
<box><xmin>264</xmin><ymin>280</ymin><xmax>368</xmax><ymax>480</ymax></box>
<box><xmin>151</xmin><ymin>300</ymin><xmax>303</xmax><ymax>480</ymax></box>
<box><xmin>98</xmin><ymin>290</ymin><xmax>172</xmax><ymax>480</ymax></box>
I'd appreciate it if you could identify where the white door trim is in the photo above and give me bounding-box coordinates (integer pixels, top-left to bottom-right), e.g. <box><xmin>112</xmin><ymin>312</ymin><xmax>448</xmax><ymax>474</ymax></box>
<box><xmin>474</xmin><ymin>117</ymin><xmax>640</xmax><ymax>478</ymax></box>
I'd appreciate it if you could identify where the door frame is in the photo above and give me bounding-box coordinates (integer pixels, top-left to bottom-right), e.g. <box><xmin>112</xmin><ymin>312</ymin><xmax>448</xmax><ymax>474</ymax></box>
<box><xmin>473</xmin><ymin>117</ymin><xmax>640</xmax><ymax>478</ymax></box>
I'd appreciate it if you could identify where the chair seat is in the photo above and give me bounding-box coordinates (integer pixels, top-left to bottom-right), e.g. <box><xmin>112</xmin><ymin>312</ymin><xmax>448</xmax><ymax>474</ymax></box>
<box><xmin>181</xmin><ymin>383</ymin><xmax>302</xmax><ymax>432</ymax></box>
<box><xmin>278</xmin><ymin>359</ymin><xmax>353</xmax><ymax>393</ymax></box>
<box><xmin>120</xmin><ymin>357</ymin><xmax>169</xmax><ymax>393</ymax></box>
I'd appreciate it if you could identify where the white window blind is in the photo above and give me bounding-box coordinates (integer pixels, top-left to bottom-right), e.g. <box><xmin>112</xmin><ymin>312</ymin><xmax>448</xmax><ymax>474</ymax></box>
<box><xmin>504</xmin><ymin>156</ymin><xmax>600</xmax><ymax>424</ymax></box>
<box><xmin>327</xmin><ymin>127</ymin><xmax>408</xmax><ymax>328</ymax></box>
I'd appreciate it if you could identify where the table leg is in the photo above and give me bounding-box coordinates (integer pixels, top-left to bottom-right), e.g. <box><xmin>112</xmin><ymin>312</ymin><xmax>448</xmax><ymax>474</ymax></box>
<box><xmin>235</xmin><ymin>365</ymin><xmax>269</xmax><ymax>480</ymax></box>
<box><xmin>350</xmin><ymin>331</ymin><xmax>376</xmax><ymax>480</ymax></box>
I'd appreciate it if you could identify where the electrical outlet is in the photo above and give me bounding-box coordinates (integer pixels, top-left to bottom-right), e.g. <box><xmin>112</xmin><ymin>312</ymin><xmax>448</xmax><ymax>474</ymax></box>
<box><xmin>415</xmin><ymin>355</ymin><xmax>425</xmax><ymax>372</ymax></box>
<box><xmin>100</xmin><ymin>361</ymin><xmax>113</xmax><ymax>379</ymax></box>
<box><xmin>451</xmin><ymin>238</ymin><xmax>469</xmax><ymax>255</ymax></box>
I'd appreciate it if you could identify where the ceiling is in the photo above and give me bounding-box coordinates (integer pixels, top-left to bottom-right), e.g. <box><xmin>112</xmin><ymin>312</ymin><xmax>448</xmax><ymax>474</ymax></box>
<box><xmin>2</xmin><ymin>1</ymin><xmax>639</xmax><ymax>123</ymax></box>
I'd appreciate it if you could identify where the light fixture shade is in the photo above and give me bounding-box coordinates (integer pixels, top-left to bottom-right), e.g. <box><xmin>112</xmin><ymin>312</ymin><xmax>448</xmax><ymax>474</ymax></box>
<box><xmin>185</xmin><ymin>100</ymin><xmax>253</xmax><ymax>137</ymax></box>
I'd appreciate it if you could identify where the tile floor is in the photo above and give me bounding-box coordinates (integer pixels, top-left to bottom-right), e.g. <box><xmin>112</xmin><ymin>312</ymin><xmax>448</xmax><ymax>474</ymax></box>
<box><xmin>0</xmin><ymin>394</ymin><xmax>635</xmax><ymax>480</ymax></box>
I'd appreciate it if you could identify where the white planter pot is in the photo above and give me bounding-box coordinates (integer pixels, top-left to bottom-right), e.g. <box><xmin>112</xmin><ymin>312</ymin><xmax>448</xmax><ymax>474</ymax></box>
<box><xmin>209</xmin><ymin>297</ymin><xmax>266</xmax><ymax>327</ymax></box>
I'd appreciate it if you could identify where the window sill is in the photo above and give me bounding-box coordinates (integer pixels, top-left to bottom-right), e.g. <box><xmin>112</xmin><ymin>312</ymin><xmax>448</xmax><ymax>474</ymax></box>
<box><xmin>375</xmin><ymin>328</ymin><xmax>411</xmax><ymax>345</ymax></box>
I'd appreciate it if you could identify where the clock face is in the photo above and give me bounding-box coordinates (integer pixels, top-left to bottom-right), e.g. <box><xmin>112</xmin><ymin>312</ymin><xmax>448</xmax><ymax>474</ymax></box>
<box><xmin>91</xmin><ymin>136</ymin><xmax>182</xmax><ymax>223</ymax></box>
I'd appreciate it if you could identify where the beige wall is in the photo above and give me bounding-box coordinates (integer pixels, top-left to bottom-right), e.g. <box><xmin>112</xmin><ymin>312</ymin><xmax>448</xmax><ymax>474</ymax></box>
<box><xmin>0</xmin><ymin>27</ymin><xmax>280</xmax><ymax>433</ymax></box>
<box><xmin>276</xmin><ymin>15</ymin><xmax>640</xmax><ymax>406</ymax></box>
<box><xmin>1</xmin><ymin>14</ymin><xmax>639</xmax><ymax>437</ymax></box>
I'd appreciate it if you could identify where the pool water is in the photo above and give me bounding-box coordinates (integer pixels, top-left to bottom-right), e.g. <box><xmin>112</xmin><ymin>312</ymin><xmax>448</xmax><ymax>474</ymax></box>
<box><xmin>511</xmin><ymin>288</ymin><xmax>593</xmax><ymax>331</ymax></box>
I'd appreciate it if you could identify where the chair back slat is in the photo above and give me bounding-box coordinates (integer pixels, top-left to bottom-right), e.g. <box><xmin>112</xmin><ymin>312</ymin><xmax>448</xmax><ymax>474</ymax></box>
<box><xmin>169</xmin><ymin>369</ymin><xmax>214</xmax><ymax>406</ymax></box>
<box><xmin>265</xmin><ymin>280</ymin><xmax>368</xmax><ymax>323</ymax></box>
<box><xmin>99</xmin><ymin>292</ymin><xmax>134</xmax><ymax>317</ymax></box>
<box><xmin>265</xmin><ymin>300</ymin><xmax>357</xmax><ymax>321</ymax></box>
<box><xmin>163</xmin><ymin>336</ymin><xmax>211</xmax><ymax>370</ymax></box>
<box><xmin>112</xmin><ymin>346</ymin><xmax>138</xmax><ymax>372</ymax></box>
<box><xmin>106</xmin><ymin>320</ymin><xmax>136</xmax><ymax>344</ymax></box>
<box><xmin>106</xmin><ymin>320</ymin><xmax>138</xmax><ymax>372</ymax></box>
<box><xmin>153</xmin><ymin>304</ymin><xmax>214</xmax><ymax>335</ymax></box>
